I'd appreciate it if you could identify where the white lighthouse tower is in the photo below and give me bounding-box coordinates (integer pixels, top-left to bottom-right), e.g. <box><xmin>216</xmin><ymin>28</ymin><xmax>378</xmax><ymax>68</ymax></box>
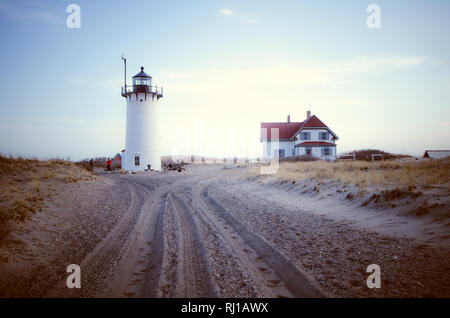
<box><xmin>121</xmin><ymin>61</ymin><xmax>163</xmax><ymax>171</ymax></box>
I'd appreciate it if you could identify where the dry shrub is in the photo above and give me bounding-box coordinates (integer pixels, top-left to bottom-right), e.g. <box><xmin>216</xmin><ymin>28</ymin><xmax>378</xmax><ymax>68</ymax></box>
<box><xmin>340</xmin><ymin>149</ymin><xmax>410</xmax><ymax>161</ymax></box>
<box><xmin>410</xmin><ymin>204</ymin><xmax>431</xmax><ymax>216</ymax></box>
<box><xmin>281</xmin><ymin>155</ymin><xmax>320</xmax><ymax>162</ymax></box>
<box><xmin>346</xmin><ymin>193</ymin><xmax>354</xmax><ymax>200</ymax></box>
<box><xmin>0</xmin><ymin>154</ymin><xmax>93</xmax><ymax>244</ymax></box>
<box><xmin>250</xmin><ymin>158</ymin><xmax>450</xmax><ymax>189</ymax></box>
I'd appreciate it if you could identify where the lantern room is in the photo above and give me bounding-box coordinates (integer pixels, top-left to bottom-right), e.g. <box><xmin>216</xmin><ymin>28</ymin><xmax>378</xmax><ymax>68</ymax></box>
<box><xmin>121</xmin><ymin>66</ymin><xmax>163</xmax><ymax>99</ymax></box>
<box><xmin>133</xmin><ymin>66</ymin><xmax>152</xmax><ymax>87</ymax></box>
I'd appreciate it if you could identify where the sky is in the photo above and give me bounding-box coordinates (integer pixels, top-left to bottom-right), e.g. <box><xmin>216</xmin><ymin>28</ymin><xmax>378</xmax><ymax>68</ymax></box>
<box><xmin>0</xmin><ymin>0</ymin><xmax>449</xmax><ymax>160</ymax></box>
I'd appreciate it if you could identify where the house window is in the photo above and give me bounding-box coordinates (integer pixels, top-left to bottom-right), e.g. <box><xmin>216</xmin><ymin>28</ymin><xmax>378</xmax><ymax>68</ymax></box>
<box><xmin>292</xmin><ymin>149</ymin><xmax>295</xmax><ymax>156</ymax></box>
<box><xmin>277</xmin><ymin>149</ymin><xmax>285</xmax><ymax>158</ymax></box>
<box><xmin>301</xmin><ymin>132</ymin><xmax>311</xmax><ymax>140</ymax></box>
<box><xmin>320</xmin><ymin>132</ymin><xmax>328</xmax><ymax>140</ymax></box>
<box><xmin>266</xmin><ymin>142</ymin><xmax>271</xmax><ymax>157</ymax></box>
<box><xmin>134</xmin><ymin>155</ymin><xmax>140</xmax><ymax>166</ymax></box>
<box><xmin>322</xmin><ymin>148</ymin><xmax>331</xmax><ymax>156</ymax></box>
<box><xmin>306</xmin><ymin>147</ymin><xmax>312</xmax><ymax>156</ymax></box>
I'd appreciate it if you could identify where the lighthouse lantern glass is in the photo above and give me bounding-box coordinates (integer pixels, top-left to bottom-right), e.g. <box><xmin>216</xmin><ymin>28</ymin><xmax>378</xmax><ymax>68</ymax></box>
<box><xmin>134</xmin><ymin>78</ymin><xmax>150</xmax><ymax>86</ymax></box>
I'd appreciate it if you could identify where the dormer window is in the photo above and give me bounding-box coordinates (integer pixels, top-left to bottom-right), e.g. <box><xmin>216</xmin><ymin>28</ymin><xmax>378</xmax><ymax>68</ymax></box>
<box><xmin>320</xmin><ymin>132</ymin><xmax>329</xmax><ymax>140</ymax></box>
<box><xmin>301</xmin><ymin>132</ymin><xmax>311</xmax><ymax>140</ymax></box>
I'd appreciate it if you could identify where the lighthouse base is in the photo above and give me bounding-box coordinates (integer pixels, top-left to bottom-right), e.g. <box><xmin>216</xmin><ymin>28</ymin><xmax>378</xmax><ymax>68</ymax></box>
<box><xmin>121</xmin><ymin>150</ymin><xmax>162</xmax><ymax>171</ymax></box>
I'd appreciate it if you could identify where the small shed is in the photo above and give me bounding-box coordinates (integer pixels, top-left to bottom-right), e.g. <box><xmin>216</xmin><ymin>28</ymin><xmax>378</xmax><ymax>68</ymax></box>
<box><xmin>423</xmin><ymin>150</ymin><xmax>450</xmax><ymax>159</ymax></box>
<box><xmin>111</xmin><ymin>151</ymin><xmax>122</xmax><ymax>169</ymax></box>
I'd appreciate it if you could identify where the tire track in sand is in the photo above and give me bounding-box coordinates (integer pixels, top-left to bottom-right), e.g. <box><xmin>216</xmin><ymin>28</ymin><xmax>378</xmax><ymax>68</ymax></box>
<box><xmin>184</xmin><ymin>186</ymin><xmax>293</xmax><ymax>297</ymax></box>
<box><xmin>118</xmin><ymin>179</ymin><xmax>168</xmax><ymax>298</ymax></box>
<box><xmin>199</xmin><ymin>185</ymin><xmax>324</xmax><ymax>298</ymax></box>
<box><xmin>162</xmin><ymin>192</ymin><xmax>216</xmax><ymax>297</ymax></box>
<box><xmin>49</xmin><ymin>179</ymin><xmax>147</xmax><ymax>297</ymax></box>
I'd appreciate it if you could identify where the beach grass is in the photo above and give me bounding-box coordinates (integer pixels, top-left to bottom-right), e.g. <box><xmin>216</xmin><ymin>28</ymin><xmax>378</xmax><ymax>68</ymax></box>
<box><xmin>249</xmin><ymin>158</ymin><xmax>450</xmax><ymax>189</ymax></box>
<box><xmin>0</xmin><ymin>155</ymin><xmax>92</xmax><ymax>243</ymax></box>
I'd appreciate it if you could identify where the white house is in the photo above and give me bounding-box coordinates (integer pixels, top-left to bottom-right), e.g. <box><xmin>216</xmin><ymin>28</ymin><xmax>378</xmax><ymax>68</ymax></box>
<box><xmin>260</xmin><ymin>111</ymin><xmax>339</xmax><ymax>161</ymax></box>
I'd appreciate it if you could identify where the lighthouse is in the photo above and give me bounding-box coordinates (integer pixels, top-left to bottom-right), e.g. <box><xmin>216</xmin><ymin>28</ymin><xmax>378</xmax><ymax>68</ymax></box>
<box><xmin>121</xmin><ymin>62</ymin><xmax>163</xmax><ymax>171</ymax></box>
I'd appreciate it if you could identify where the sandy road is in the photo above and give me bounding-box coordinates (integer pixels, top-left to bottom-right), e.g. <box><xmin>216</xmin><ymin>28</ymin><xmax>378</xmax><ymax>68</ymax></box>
<box><xmin>37</xmin><ymin>165</ymin><xmax>449</xmax><ymax>298</ymax></box>
<box><xmin>55</xmin><ymin>166</ymin><xmax>323</xmax><ymax>298</ymax></box>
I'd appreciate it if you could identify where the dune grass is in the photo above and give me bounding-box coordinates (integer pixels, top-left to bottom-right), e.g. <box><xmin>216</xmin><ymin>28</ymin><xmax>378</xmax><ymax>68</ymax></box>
<box><xmin>0</xmin><ymin>155</ymin><xmax>93</xmax><ymax>243</ymax></box>
<box><xmin>250</xmin><ymin>158</ymin><xmax>450</xmax><ymax>189</ymax></box>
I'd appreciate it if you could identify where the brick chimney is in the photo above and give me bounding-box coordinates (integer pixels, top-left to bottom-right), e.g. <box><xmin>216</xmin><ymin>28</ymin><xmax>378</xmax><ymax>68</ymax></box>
<box><xmin>306</xmin><ymin>110</ymin><xmax>311</xmax><ymax>119</ymax></box>
<box><xmin>287</xmin><ymin>115</ymin><xmax>290</xmax><ymax>123</ymax></box>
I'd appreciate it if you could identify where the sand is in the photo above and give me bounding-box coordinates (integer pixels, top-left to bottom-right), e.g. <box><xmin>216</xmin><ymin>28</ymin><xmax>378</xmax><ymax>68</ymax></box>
<box><xmin>0</xmin><ymin>164</ymin><xmax>449</xmax><ymax>297</ymax></box>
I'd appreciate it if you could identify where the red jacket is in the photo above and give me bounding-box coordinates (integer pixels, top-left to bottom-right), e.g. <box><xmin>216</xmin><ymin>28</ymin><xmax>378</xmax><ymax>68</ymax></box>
<box><xmin>107</xmin><ymin>160</ymin><xmax>111</xmax><ymax>165</ymax></box>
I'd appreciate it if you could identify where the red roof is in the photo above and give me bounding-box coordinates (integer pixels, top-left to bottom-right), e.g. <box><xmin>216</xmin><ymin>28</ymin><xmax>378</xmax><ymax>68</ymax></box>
<box><xmin>261</xmin><ymin>114</ymin><xmax>336</xmax><ymax>141</ymax></box>
<box><xmin>295</xmin><ymin>142</ymin><xmax>336</xmax><ymax>147</ymax></box>
<box><xmin>302</xmin><ymin>115</ymin><xmax>327</xmax><ymax>128</ymax></box>
<box><xmin>261</xmin><ymin>122</ymin><xmax>304</xmax><ymax>140</ymax></box>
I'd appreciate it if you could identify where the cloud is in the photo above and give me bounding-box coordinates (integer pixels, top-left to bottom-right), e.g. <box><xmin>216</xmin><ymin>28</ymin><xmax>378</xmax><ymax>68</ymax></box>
<box><xmin>219</xmin><ymin>8</ymin><xmax>258</xmax><ymax>24</ymax></box>
<box><xmin>331</xmin><ymin>56</ymin><xmax>426</xmax><ymax>75</ymax></box>
<box><xmin>160</xmin><ymin>55</ymin><xmax>426</xmax><ymax>95</ymax></box>
<box><xmin>396</xmin><ymin>56</ymin><xmax>425</xmax><ymax>66</ymax></box>
<box><xmin>219</xmin><ymin>9</ymin><xmax>236</xmax><ymax>16</ymax></box>
<box><xmin>243</xmin><ymin>17</ymin><xmax>258</xmax><ymax>24</ymax></box>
